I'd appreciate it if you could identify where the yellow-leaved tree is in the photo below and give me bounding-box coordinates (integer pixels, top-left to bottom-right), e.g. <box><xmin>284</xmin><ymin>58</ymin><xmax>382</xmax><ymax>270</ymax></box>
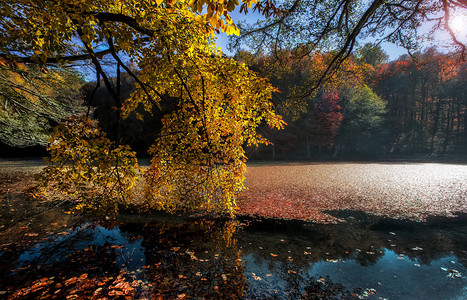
<box><xmin>142</xmin><ymin>56</ymin><xmax>283</xmax><ymax>214</ymax></box>
<box><xmin>1</xmin><ymin>0</ymin><xmax>284</xmax><ymax>216</ymax></box>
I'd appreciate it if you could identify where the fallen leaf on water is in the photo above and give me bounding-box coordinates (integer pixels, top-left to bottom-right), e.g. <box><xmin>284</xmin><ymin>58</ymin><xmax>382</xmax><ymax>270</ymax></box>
<box><xmin>64</xmin><ymin>277</ymin><xmax>78</xmax><ymax>286</ymax></box>
<box><xmin>447</xmin><ymin>269</ymin><xmax>462</xmax><ymax>278</ymax></box>
<box><xmin>363</xmin><ymin>288</ymin><xmax>378</xmax><ymax>296</ymax></box>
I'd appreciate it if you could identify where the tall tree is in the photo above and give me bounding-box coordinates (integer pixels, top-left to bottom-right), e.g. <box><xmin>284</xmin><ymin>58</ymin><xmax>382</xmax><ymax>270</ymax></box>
<box><xmin>1</xmin><ymin>0</ymin><xmax>285</xmax><ymax>215</ymax></box>
<box><xmin>334</xmin><ymin>85</ymin><xmax>387</xmax><ymax>157</ymax></box>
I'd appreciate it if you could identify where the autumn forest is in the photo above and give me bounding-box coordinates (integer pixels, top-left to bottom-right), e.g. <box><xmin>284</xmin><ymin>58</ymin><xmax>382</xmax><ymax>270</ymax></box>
<box><xmin>1</xmin><ymin>0</ymin><xmax>467</xmax><ymax>298</ymax></box>
<box><xmin>4</xmin><ymin>46</ymin><xmax>465</xmax><ymax>160</ymax></box>
<box><xmin>243</xmin><ymin>46</ymin><xmax>467</xmax><ymax>159</ymax></box>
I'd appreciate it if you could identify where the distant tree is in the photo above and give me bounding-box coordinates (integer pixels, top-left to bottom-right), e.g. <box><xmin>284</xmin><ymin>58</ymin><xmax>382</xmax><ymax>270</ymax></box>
<box><xmin>356</xmin><ymin>43</ymin><xmax>389</xmax><ymax>68</ymax></box>
<box><xmin>334</xmin><ymin>85</ymin><xmax>387</xmax><ymax>157</ymax></box>
<box><xmin>300</xmin><ymin>92</ymin><xmax>344</xmax><ymax>158</ymax></box>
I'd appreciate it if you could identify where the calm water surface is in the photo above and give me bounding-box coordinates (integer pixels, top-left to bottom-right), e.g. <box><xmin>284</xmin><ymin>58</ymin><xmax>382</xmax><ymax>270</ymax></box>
<box><xmin>1</xmin><ymin>213</ymin><xmax>466</xmax><ymax>299</ymax></box>
<box><xmin>0</xmin><ymin>161</ymin><xmax>466</xmax><ymax>299</ymax></box>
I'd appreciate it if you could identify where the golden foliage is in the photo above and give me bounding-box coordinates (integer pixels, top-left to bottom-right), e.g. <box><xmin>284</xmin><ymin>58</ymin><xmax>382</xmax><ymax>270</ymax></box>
<box><xmin>3</xmin><ymin>0</ymin><xmax>285</xmax><ymax>216</ymax></box>
<box><xmin>38</xmin><ymin>116</ymin><xmax>140</xmax><ymax>215</ymax></box>
<box><xmin>143</xmin><ymin>55</ymin><xmax>285</xmax><ymax>216</ymax></box>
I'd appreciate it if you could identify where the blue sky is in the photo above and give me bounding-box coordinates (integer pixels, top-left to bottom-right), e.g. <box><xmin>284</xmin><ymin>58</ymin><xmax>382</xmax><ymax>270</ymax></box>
<box><xmin>214</xmin><ymin>7</ymin><xmax>466</xmax><ymax>61</ymax></box>
<box><xmin>214</xmin><ymin>9</ymin><xmax>409</xmax><ymax>60</ymax></box>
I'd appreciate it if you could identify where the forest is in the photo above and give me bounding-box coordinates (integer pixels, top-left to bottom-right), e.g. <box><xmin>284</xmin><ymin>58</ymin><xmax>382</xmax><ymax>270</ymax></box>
<box><xmin>242</xmin><ymin>46</ymin><xmax>467</xmax><ymax>159</ymax></box>
<box><xmin>2</xmin><ymin>46</ymin><xmax>466</xmax><ymax>160</ymax></box>
<box><xmin>1</xmin><ymin>1</ymin><xmax>467</xmax><ymax>299</ymax></box>
<box><xmin>0</xmin><ymin>0</ymin><xmax>466</xmax><ymax>215</ymax></box>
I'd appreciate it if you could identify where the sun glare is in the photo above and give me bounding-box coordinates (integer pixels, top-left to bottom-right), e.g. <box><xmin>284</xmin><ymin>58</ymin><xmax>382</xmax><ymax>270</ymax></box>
<box><xmin>449</xmin><ymin>14</ymin><xmax>467</xmax><ymax>34</ymax></box>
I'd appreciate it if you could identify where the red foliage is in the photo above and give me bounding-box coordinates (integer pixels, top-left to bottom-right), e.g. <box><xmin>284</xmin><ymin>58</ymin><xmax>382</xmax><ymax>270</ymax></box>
<box><xmin>306</xmin><ymin>92</ymin><xmax>343</xmax><ymax>148</ymax></box>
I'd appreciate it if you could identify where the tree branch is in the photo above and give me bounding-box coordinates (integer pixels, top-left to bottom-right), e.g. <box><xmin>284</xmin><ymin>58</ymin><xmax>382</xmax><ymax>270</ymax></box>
<box><xmin>0</xmin><ymin>49</ymin><xmax>112</xmax><ymax>65</ymax></box>
<box><xmin>107</xmin><ymin>37</ymin><xmax>164</xmax><ymax>115</ymax></box>
<box><xmin>442</xmin><ymin>0</ymin><xmax>466</xmax><ymax>60</ymax></box>
<box><xmin>305</xmin><ymin>0</ymin><xmax>385</xmax><ymax>97</ymax></box>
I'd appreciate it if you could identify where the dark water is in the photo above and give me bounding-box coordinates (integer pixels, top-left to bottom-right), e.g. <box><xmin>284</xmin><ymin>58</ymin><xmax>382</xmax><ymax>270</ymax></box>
<box><xmin>1</xmin><ymin>211</ymin><xmax>466</xmax><ymax>299</ymax></box>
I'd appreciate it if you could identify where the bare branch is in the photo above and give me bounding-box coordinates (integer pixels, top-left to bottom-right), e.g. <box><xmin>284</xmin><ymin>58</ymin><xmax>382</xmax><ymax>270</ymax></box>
<box><xmin>442</xmin><ymin>0</ymin><xmax>466</xmax><ymax>60</ymax></box>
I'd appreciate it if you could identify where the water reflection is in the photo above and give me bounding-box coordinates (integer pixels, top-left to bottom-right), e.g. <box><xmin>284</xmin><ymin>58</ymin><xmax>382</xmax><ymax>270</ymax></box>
<box><xmin>0</xmin><ymin>212</ymin><xmax>466</xmax><ymax>299</ymax></box>
<box><xmin>238</xmin><ymin>212</ymin><xmax>467</xmax><ymax>299</ymax></box>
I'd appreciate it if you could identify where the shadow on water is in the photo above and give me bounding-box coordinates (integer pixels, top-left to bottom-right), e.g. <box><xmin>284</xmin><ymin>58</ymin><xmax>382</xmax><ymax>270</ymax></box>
<box><xmin>0</xmin><ymin>211</ymin><xmax>466</xmax><ymax>299</ymax></box>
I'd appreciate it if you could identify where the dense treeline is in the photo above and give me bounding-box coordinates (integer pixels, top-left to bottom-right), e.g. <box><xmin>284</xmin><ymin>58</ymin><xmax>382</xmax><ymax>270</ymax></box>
<box><xmin>1</xmin><ymin>46</ymin><xmax>465</xmax><ymax>160</ymax></box>
<box><xmin>374</xmin><ymin>50</ymin><xmax>467</xmax><ymax>156</ymax></box>
<box><xmin>239</xmin><ymin>46</ymin><xmax>466</xmax><ymax>160</ymax></box>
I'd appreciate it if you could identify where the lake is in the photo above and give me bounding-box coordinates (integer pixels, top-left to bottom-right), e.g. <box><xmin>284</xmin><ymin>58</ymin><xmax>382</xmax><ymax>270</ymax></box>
<box><xmin>0</xmin><ymin>161</ymin><xmax>466</xmax><ymax>299</ymax></box>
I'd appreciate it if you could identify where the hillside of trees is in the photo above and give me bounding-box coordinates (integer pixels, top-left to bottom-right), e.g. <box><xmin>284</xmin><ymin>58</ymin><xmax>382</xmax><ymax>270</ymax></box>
<box><xmin>0</xmin><ymin>62</ymin><xmax>85</xmax><ymax>156</ymax></box>
<box><xmin>1</xmin><ymin>46</ymin><xmax>465</xmax><ymax>160</ymax></box>
<box><xmin>239</xmin><ymin>46</ymin><xmax>467</xmax><ymax>160</ymax></box>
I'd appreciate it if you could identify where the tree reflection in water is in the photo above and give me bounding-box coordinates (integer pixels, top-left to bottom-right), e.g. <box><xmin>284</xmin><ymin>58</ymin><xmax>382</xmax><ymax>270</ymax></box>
<box><xmin>0</xmin><ymin>212</ymin><xmax>466</xmax><ymax>299</ymax></box>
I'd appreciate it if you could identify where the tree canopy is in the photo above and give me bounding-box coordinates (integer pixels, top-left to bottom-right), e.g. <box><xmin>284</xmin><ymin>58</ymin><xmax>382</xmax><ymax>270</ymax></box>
<box><xmin>1</xmin><ymin>0</ymin><xmax>466</xmax><ymax>215</ymax></box>
<box><xmin>232</xmin><ymin>0</ymin><xmax>467</xmax><ymax>94</ymax></box>
<box><xmin>1</xmin><ymin>0</ymin><xmax>286</xmax><ymax>215</ymax></box>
